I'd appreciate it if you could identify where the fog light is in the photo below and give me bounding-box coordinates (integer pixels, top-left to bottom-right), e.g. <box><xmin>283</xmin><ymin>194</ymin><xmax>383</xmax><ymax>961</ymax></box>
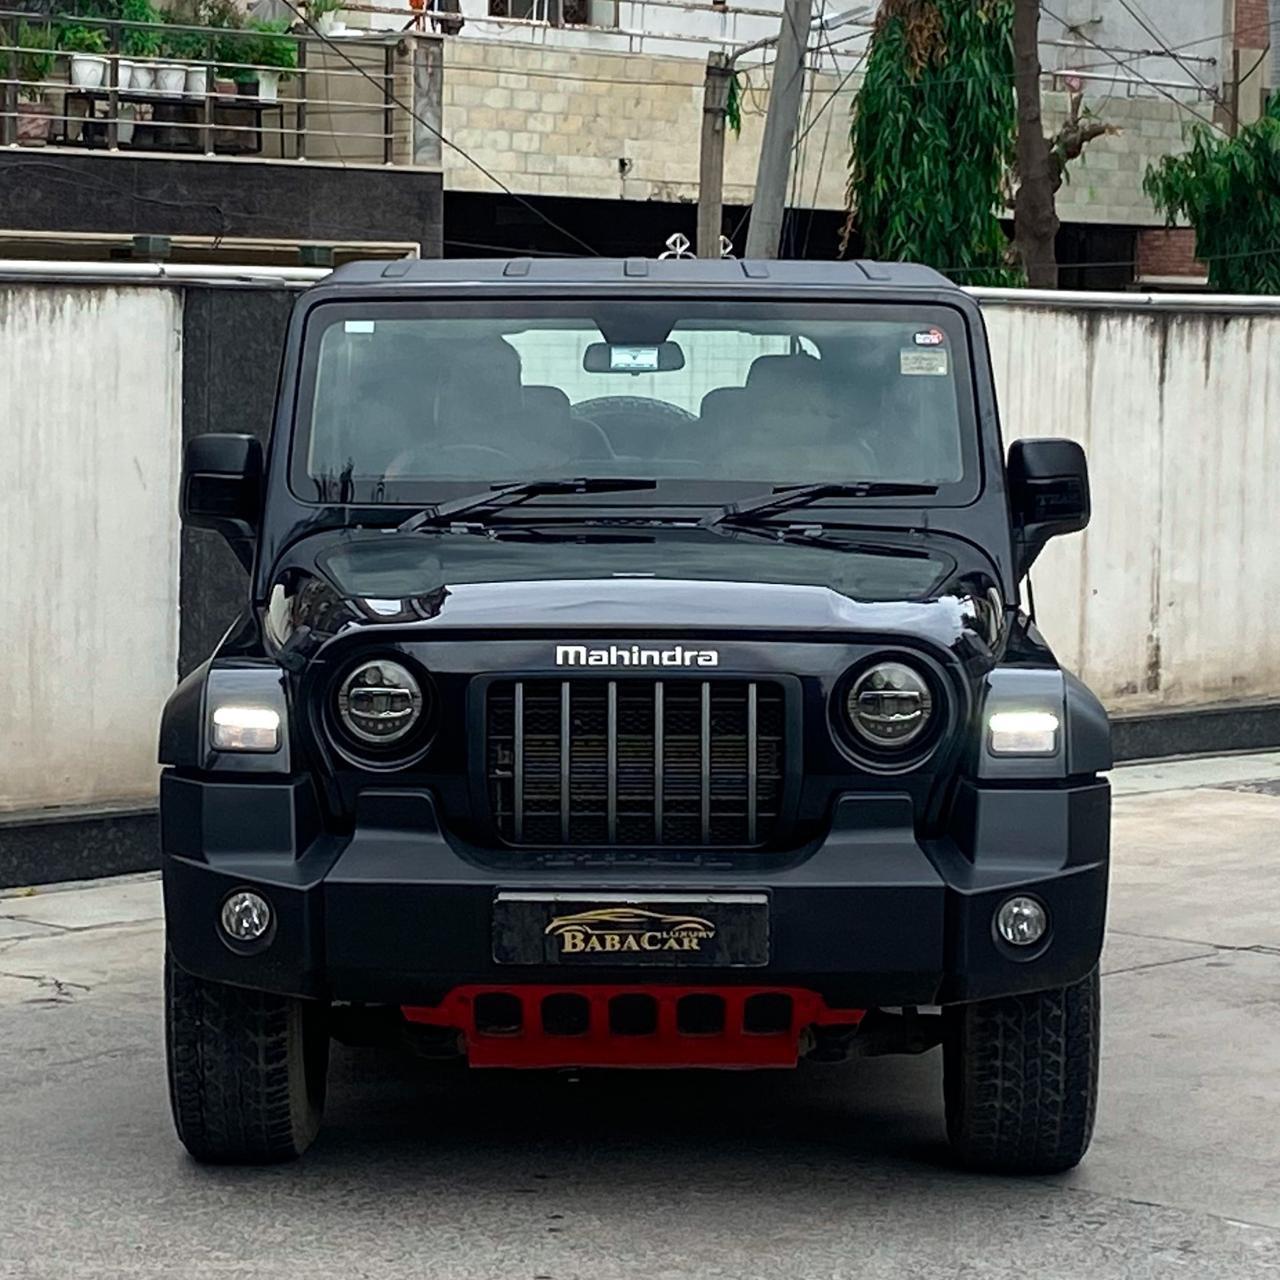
<box><xmin>220</xmin><ymin>891</ymin><xmax>272</xmax><ymax>943</ymax></box>
<box><xmin>996</xmin><ymin>895</ymin><xmax>1048</xmax><ymax>947</ymax></box>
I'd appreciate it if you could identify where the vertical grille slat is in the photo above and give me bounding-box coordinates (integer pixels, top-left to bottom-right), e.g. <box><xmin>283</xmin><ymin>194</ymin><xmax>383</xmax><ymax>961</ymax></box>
<box><xmin>653</xmin><ymin>683</ymin><xmax>664</xmax><ymax>844</ymax></box>
<box><xmin>488</xmin><ymin>677</ymin><xmax>786</xmax><ymax>849</ymax></box>
<box><xmin>747</xmin><ymin>681</ymin><xmax>758</xmax><ymax>845</ymax></box>
<box><xmin>607</xmin><ymin>680</ymin><xmax>618</xmax><ymax>844</ymax></box>
<box><xmin>513</xmin><ymin>681</ymin><xmax>525</xmax><ymax>844</ymax></box>
<box><xmin>699</xmin><ymin>681</ymin><xmax>712</xmax><ymax>845</ymax></box>
<box><xmin>559</xmin><ymin>681</ymin><xmax>571</xmax><ymax>845</ymax></box>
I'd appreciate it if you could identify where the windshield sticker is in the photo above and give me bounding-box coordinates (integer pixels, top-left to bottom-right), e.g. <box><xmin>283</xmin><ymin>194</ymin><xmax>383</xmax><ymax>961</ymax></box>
<box><xmin>900</xmin><ymin>348</ymin><xmax>949</xmax><ymax>376</ymax></box>
<box><xmin>344</xmin><ymin>319</ymin><xmax>376</xmax><ymax>334</ymax></box>
<box><xmin>913</xmin><ymin>327</ymin><xmax>946</xmax><ymax>346</ymax></box>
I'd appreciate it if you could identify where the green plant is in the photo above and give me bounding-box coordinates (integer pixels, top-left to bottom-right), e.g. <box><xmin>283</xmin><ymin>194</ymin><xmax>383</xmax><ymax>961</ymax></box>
<box><xmin>247</xmin><ymin>18</ymin><xmax>298</xmax><ymax>76</ymax></box>
<box><xmin>307</xmin><ymin>0</ymin><xmax>343</xmax><ymax>17</ymax></box>
<box><xmin>16</xmin><ymin>23</ymin><xmax>57</xmax><ymax>101</ymax></box>
<box><xmin>1144</xmin><ymin>95</ymin><xmax>1280</xmax><ymax>294</ymax></box>
<box><xmin>842</xmin><ymin>0</ymin><xmax>1021</xmax><ymax>285</ymax></box>
<box><xmin>55</xmin><ymin>23</ymin><xmax>109</xmax><ymax>55</ymax></box>
<box><xmin>160</xmin><ymin>10</ymin><xmax>211</xmax><ymax>61</ymax></box>
<box><xmin>120</xmin><ymin>0</ymin><xmax>161</xmax><ymax>57</ymax></box>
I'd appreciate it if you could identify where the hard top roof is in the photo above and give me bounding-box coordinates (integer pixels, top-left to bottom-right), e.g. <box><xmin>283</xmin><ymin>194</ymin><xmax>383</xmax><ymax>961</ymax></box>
<box><xmin>322</xmin><ymin>257</ymin><xmax>958</xmax><ymax>291</ymax></box>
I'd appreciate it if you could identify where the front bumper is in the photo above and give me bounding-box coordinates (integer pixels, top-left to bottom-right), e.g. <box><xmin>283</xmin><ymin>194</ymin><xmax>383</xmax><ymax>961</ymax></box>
<box><xmin>160</xmin><ymin>773</ymin><xmax>1110</xmax><ymax>1008</ymax></box>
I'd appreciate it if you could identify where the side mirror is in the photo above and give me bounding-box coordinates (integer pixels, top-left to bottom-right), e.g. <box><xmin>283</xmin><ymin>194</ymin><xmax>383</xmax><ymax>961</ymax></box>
<box><xmin>181</xmin><ymin>433</ymin><xmax>263</xmax><ymax>573</ymax></box>
<box><xmin>1007</xmin><ymin>438</ymin><xmax>1090</xmax><ymax>579</ymax></box>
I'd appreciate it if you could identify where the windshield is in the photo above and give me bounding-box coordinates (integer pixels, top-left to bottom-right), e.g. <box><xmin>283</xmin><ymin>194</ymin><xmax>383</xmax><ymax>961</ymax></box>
<box><xmin>292</xmin><ymin>300</ymin><xmax>978</xmax><ymax>505</ymax></box>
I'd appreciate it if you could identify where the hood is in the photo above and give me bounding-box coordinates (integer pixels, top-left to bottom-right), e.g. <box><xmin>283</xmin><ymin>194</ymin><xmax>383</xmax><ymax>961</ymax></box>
<box><xmin>261</xmin><ymin>527</ymin><xmax>1006</xmax><ymax>662</ymax></box>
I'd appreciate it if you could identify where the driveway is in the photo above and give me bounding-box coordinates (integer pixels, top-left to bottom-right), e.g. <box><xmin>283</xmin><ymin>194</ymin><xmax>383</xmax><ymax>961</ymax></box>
<box><xmin>2</xmin><ymin>752</ymin><xmax>1279</xmax><ymax>1279</ymax></box>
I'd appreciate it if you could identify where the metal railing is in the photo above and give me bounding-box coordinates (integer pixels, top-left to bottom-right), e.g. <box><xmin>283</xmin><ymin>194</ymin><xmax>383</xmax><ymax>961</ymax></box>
<box><xmin>1</xmin><ymin>9</ymin><xmax>406</xmax><ymax>164</ymax></box>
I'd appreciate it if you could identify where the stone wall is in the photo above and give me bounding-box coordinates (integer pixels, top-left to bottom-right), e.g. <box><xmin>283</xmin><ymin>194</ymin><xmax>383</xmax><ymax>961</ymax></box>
<box><xmin>441</xmin><ymin>41</ymin><xmax>1199</xmax><ymax>228</ymax></box>
<box><xmin>440</xmin><ymin>40</ymin><xmax>855</xmax><ymax>216</ymax></box>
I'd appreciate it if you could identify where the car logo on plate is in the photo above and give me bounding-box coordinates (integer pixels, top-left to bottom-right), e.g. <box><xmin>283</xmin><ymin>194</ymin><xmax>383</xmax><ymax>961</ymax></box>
<box><xmin>545</xmin><ymin>907</ymin><xmax>717</xmax><ymax>955</ymax></box>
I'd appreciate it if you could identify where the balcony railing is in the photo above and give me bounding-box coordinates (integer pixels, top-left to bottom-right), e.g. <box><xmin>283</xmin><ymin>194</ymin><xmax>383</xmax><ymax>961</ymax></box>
<box><xmin>0</xmin><ymin>9</ymin><xmax>422</xmax><ymax>165</ymax></box>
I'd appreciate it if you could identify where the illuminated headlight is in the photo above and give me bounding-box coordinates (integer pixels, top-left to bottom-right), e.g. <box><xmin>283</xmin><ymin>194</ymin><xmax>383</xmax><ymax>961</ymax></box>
<box><xmin>211</xmin><ymin>704</ymin><xmax>281</xmax><ymax>752</ymax></box>
<box><xmin>988</xmin><ymin>710</ymin><xmax>1060</xmax><ymax>755</ymax></box>
<box><xmin>337</xmin><ymin>659</ymin><xmax>424</xmax><ymax>745</ymax></box>
<box><xmin>847</xmin><ymin>661</ymin><xmax>934</xmax><ymax>749</ymax></box>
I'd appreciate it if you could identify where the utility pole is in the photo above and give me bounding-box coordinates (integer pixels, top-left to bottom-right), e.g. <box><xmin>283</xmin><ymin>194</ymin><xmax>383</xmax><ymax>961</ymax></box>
<box><xmin>696</xmin><ymin>52</ymin><xmax>734</xmax><ymax>258</ymax></box>
<box><xmin>744</xmin><ymin>0</ymin><xmax>813</xmax><ymax>259</ymax></box>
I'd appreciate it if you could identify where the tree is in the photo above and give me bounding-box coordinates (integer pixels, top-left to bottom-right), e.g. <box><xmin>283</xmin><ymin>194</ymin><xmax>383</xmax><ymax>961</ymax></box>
<box><xmin>1012</xmin><ymin>0</ymin><xmax>1110</xmax><ymax>287</ymax></box>
<box><xmin>1143</xmin><ymin>94</ymin><xmax>1280</xmax><ymax>294</ymax></box>
<box><xmin>843</xmin><ymin>0</ymin><xmax>1019</xmax><ymax>285</ymax></box>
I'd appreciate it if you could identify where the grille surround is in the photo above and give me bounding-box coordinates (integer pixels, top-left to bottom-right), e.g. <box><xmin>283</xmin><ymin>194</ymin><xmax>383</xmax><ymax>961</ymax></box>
<box><xmin>485</xmin><ymin>677</ymin><xmax>789</xmax><ymax>848</ymax></box>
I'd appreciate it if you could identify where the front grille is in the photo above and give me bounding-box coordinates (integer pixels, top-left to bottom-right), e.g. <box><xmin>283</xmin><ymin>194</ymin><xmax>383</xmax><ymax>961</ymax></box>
<box><xmin>486</xmin><ymin>679</ymin><xmax>786</xmax><ymax>847</ymax></box>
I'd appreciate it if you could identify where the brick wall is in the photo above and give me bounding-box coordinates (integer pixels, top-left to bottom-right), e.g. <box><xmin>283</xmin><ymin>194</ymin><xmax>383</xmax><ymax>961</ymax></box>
<box><xmin>1135</xmin><ymin>228</ymin><xmax>1207</xmax><ymax>280</ymax></box>
<box><xmin>440</xmin><ymin>40</ymin><xmax>854</xmax><ymax>214</ymax></box>
<box><xmin>1233</xmin><ymin>0</ymin><xmax>1272</xmax><ymax>48</ymax></box>
<box><xmin>440</xmin><ymin>43</ymin><xmax>1198</xmax><ymax>227</ymax></box>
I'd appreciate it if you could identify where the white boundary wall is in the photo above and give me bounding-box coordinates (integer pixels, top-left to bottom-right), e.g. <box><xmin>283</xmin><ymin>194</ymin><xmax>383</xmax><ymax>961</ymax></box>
<box><xmin>0</xmin><ymin>270</ymin><xmax>1276</xmax><ymax>812</ymax></box>
<box><xmin>0</xmin><ymin>284</ymin><xmax>183</xmax><ymax>814</ymax></box>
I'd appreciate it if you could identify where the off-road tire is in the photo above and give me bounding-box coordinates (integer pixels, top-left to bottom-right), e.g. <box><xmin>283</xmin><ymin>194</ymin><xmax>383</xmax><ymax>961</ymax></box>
<box><xmin>943</xmin><ymin>966</ymin><xmax>1100</xmax><ymax>1174</ymax></box>
<box><xmin>165</xmin><ymin>950</ymin><xmax>329</xmax><ymax>1164</ymax></box>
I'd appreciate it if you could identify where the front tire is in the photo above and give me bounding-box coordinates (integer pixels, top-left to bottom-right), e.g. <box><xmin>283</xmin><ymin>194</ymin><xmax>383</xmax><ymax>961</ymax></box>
<box><xmin>943</xmin><ymin>966</ymin><xmax>1100</xmax><ymax>1174</ymax></box>
<box><xmin>165</xmin><ymin>950</ymin><xmax>329</xmax><ymax>1164</ymax></box>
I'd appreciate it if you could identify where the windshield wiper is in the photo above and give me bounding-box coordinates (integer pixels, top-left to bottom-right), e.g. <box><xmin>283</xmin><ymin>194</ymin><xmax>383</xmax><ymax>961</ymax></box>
<box><xmin>396</xmin><ymin>477</ymin><xmax>657</xmax><ymax>533</ymax></box>
<box><xmin>700</xmin><ymin>481</ymin><xmax>939</xmax><ymax>529</ymax></box>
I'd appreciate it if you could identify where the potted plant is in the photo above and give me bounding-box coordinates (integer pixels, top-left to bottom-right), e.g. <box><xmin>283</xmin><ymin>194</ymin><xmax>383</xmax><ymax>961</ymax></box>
<box><xmin>244</xmin><ymin>18</ymin><xmax>297</xmax><ymax>103</ymax></box>
<box><xmin>119</xmin><ymin>0</ymin><xmax>162</xmax><ymax>90</ymax></box>
<box><xmin>305</xmin><ymin>0</ymin><xmax>343</xmax><ymax>37</ymax></box>
<box><xmin>15</xmin><ymin>23</ymin><xmax>56</xmax><ymax>145</ymax></box>
<box><xmin>57</xmin><ymin>23</ymin><xmax>109</xmax><ymax>90</ymax></box>
<box><xmin>161</xmin><ymin>12</ymin><xmax>212</xmax><ymax>98</ymax></box>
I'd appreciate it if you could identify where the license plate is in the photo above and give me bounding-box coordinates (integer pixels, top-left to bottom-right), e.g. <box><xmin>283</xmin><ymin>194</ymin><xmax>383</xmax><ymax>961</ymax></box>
<box><xmin>493</xmin><ymin>892</ymin><xmax>770</xmax><ymax>967</ymax></box>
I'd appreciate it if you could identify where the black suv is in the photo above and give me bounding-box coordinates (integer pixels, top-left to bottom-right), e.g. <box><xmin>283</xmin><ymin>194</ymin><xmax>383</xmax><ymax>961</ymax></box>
<box><xmin>161</xmin><ymin>258</ymin><xmax>1110</xmax><ymax>1172</ymax></box>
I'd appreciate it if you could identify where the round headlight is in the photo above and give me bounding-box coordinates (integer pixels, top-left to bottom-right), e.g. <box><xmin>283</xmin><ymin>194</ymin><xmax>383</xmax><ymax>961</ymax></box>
<box><xmin>337</xmin><ymin>659</ymin><xmax>424</xmax><ymax>745</ymax></box>
<box><xmin>846</xmin><ymin>660</ymin><xmax>934</xmax><ymax>749</ymax></box>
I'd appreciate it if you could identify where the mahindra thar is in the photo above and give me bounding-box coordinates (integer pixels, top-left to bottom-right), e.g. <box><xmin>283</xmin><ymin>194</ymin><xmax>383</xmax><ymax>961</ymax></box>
<box><xmin>161</xmin><ymin>258</ymin><xmax>1110</xmax><ymax>1172</ymax></box>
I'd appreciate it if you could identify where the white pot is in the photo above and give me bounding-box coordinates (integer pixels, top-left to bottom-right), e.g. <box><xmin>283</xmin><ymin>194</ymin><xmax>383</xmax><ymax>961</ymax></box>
<box><xmin>314</xmin><ymin>10</ymin><xmax>338</xmax><ymax>35</ymax></box>
<box><xmin>184</xmin><ymin>64</ymin><xmax>207</xmax><ymax>98</ymax></box>
<box><xmin>118</xmin><ymin>102</ymin><xmax>137</xmax><ymax>144</ymax></box>
<box><xmin>70</xmin><ymin>54</ymin><xmax>108</xmax><ymax>90</ymax></box>
<box><xmin>256</xmin><ymin>68</ymin><xmax>279</xmax><ymax>102</ymax></box>
<box><xmin>117</xmin><ymin>58</ymin><xmax>134</xmax><ymax>90</ymax></box>
<box><xmin>130</xmin><ymin>62</ymin><xmax>154</xmax><ymax>91</ymax></box>
<box><xmin>156</xmin><ymin>63</ymin><xmax>186</xmax><ymax>96</ymax></box>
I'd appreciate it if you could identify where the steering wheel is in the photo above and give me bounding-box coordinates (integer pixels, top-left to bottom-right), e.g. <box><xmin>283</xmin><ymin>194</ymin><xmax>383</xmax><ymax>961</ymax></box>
<box><xmin>574</xmin><ymin>396</ymin><xmax>696</xmax><ymax>429</ymax></box>
<box><xmin>385</xmin><ymin>441</ymin><xmax>520</xmax><ymax>478</ymax></box>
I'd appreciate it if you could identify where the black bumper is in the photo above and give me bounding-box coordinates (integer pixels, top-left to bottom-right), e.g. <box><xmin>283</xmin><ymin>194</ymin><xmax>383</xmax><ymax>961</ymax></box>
<box><xmin>160</xmin><ymin>773</ymin><xmax>1110</xmax><ymax>1008</ymax></box>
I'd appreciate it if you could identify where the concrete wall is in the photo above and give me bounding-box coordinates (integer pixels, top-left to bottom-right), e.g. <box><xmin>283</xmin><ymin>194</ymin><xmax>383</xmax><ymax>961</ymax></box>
<box><xmin>1</xmin><ymin>277</ymin><xmax>1277</xmax><ymax>814</ymax></box>
<box><xmin>985</xmin><ymin>299</ymin><xmax>1280</xmax><ymax>711</ymax></box>
<box><xmin>439</xmin><ymin>40</ymin><xmax>1192</xmax><ymax>225</ymax></box>
<box><xmin>0</xmin><ymin>285</ymin><xmax>182</xmax><ymax>814</ymax></box>
<box><xmin>440</xmin><ymin>39</ymin><xmax>855</xmax><ymax>214</ymax></box>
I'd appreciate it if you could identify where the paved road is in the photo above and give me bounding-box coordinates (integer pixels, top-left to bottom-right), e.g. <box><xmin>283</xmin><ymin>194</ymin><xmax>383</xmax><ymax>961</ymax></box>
<box><xmin>2</xmin><ymin>754</ymin><xmax>1279</xmax><ymax>1279</ymax></box>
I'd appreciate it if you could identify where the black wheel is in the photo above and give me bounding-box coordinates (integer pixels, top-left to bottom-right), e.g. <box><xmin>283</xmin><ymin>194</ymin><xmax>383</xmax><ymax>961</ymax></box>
<box><xmin>943</xmin><ymin>966</ymin><xmax>1100</xmax><ymax>1174</ymax></box>
<box><xmin>165</xmin><ymin>950</ymin><xmax>329</xmax><ymax>1164</ymax></box>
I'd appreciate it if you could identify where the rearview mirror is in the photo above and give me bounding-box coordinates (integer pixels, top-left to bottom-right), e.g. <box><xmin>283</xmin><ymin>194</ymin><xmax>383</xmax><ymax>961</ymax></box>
<box><xmin>583</xmin><ymin>341</ymin><xmax>685</xmax><ymax>374</ymax></box>
<box><xmin>181</xmin><ymin>433</ymin><xmax>263</xmax><ymax>573</ymax></box>
<box><xmin>1007</xmin><ymin>438</ymin><xmax>1090</xmax><ymax>579</ymax></box>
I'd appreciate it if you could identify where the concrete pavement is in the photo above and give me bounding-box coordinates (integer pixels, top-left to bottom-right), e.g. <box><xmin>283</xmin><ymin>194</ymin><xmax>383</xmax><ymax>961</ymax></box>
<box><xmin>2</xmin><ymin>753</ymin><xmax>1279</xmax><ymax>1279</ymax></box>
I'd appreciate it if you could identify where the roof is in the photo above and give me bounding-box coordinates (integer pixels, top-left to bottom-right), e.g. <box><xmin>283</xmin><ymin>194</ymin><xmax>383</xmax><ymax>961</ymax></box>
<box><xmin>323</xmin><ymin>257</ymin><xmax>958</xmax><ymax>291</ymax></box>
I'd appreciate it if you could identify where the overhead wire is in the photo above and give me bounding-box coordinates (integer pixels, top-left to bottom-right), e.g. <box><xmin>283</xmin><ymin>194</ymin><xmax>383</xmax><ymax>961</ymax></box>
<box><xmin>1039</xmin><ymin>2</ymin><xmax>1223</xmax><ymax>131</ymax></box>
<box><xmin>1112</xmin><ymin>0</ymin><xmax>1237</xmax><ymax>127</ymax></box>
<box><xmin>274</xmin><ymin>0</ymin><xmax>601</xmax><ymax>256</ymax></box>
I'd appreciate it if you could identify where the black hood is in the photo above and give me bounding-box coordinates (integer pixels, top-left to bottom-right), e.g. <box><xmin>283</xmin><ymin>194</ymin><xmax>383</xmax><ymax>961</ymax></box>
<box><xmin>261</xmin><ymin>526</ymin><xmax>1006</xmax><ymax>664</ymax></box>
